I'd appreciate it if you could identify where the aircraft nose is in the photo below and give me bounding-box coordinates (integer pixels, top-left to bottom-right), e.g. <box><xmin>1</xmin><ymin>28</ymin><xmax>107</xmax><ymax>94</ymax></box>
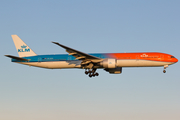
<box><xmin>175</xmin><ymin>58</ymin><xmax>178</xmax><ymax>62</ymax></box>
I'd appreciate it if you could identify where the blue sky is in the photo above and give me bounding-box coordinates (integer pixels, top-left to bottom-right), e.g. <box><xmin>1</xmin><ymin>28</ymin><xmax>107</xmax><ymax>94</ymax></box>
<box><xmin>0</xmin><ymin>0</ymin><xmax>180</xmax><ymax>120</ymax></box>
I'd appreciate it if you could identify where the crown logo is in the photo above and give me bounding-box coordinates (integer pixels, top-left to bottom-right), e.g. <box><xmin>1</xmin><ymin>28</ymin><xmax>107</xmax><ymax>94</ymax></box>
<box><xmin>21</xmin><ymin>45</ymin><xmax>27</xmax><ymax>48</ymax></box>
<box><xmin>141</xmin><ymin>54</ymin><xmax>148</xmax><ymax>57</ymax></box>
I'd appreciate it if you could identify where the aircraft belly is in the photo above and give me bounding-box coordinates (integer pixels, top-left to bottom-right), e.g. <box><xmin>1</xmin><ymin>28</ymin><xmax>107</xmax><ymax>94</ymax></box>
<box><xmin>17</xmin><ymin>61</ymin><xmax>81</xmax><ymax>69</ymax></box>
<box><xmin>117</xmin><ymin>60</ymin><xmax>173</xmax><ymax>67</ymax></box>
<box><xmin>44</xmin><ymin>61</ymin><xmax>81</xmax><ymax>69</ymax></box>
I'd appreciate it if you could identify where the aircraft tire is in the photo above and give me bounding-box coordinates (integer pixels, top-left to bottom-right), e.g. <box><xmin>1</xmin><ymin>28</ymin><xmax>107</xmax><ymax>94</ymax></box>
<box><xmin>89</xmin><ymin>74</ymin><xmax>92</xmax><ymax>77</ymax></box>
<box><xmin>95</xmin><ymin>73</ymin><xmax>99</xmax><ymax>76</ymax></box>
<box><xmin>85</xmin><ymin>71</ymin><xmax>88</xmax><ymax>75</ymax></box>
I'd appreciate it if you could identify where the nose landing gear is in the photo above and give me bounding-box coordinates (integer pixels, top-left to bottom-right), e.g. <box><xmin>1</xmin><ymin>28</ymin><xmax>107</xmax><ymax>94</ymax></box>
<box><xmin>163</xmin><ymin>65</ymin><xmax>168</xmax><ymax>73</ymax></box>
<box><xmin>85</xmin><ymin>69</ymin><xmax>99</xmax><ymax>78</ymax></box>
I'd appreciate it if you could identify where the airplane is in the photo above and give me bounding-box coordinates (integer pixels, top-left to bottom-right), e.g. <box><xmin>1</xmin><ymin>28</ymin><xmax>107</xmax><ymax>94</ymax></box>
<box><xmin>5</xmin><ymin>35</ymin><xmax>178</xmax><ymax>77</ymax></box>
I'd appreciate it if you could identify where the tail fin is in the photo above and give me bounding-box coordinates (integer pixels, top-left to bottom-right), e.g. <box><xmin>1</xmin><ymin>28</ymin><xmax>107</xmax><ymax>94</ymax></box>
<box><xmin>11</xmin><ymin>35</ymin><xmax>37</xmax><ymax>57</ymax></box>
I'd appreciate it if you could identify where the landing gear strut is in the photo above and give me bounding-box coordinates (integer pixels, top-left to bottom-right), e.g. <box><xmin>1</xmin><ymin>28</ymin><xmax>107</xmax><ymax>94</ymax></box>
<box><xmin>85</xmin><ymin>68</ymin><xmax>99</xmax><ymax>78</ymax></box>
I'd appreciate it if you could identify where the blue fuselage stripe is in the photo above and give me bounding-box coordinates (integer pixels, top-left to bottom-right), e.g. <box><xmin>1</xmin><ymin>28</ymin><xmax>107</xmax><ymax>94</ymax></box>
<box><xmin>12</xmin><ymin>53</ymin><xmax>107</xmax><ymax>62</ymax></box>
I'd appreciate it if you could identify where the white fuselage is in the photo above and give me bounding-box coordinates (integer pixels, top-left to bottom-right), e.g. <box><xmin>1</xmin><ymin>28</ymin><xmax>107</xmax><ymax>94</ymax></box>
<box><xmin>16</xmin><ymin>59</ymin><xmax>174</xmax><ymax>69</ymax></box>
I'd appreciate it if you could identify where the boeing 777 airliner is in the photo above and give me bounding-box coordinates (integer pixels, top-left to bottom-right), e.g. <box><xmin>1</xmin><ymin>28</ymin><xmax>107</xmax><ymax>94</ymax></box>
<box><xmin>5</xmin><ymin>35</ymin><xmax>178</xmax><ymax>77</ymax></box>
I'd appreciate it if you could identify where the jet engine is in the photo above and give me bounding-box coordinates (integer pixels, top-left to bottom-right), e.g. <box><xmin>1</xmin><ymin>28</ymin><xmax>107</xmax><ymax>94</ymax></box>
<box><xmin>104</xmin><ymin>67</ymin><xmax>122</xmax><ymax>74</ymax></box>
<box><xmin>100</xmin><ymin>58</ymin><xmax>117</xmax><ymax>68</ymax></box>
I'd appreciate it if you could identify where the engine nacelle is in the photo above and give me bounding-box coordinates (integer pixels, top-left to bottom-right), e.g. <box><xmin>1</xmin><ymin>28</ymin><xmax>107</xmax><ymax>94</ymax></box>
<box><xmin>104</xmin><ymin>67</ymin><xmax>122</xmax><ymax>74</ymax></box>
<box><xmin>100</xmin><ymin>58</ymin><xmax>117</xmax><ymax>68</ymax></box>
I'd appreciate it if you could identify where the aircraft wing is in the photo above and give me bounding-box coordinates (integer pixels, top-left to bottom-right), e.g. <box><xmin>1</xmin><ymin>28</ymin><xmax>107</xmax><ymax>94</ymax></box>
<box><xmin>52</xmin><ymin>42</ymin><xmax>102</xmax><ymax>63</ymax></box>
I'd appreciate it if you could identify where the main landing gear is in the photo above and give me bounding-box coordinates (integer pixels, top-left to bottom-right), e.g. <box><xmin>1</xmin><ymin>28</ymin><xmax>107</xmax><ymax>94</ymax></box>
<box><xmin>163</xmin><ymin>65</ymin><xmax>168</xmax><ymax>73</ymax></box>
<box><xmin>85</xmin><ymin>69</ymin><xmax>99</xmax><ymax>78</ymax></box>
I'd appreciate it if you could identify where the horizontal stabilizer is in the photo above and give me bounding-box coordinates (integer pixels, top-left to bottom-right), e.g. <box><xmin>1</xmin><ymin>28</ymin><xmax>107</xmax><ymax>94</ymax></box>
<box><xmin>5</xmin><ymin>55</ymin><xmax>29</xmax><ymax>61</ymax></box>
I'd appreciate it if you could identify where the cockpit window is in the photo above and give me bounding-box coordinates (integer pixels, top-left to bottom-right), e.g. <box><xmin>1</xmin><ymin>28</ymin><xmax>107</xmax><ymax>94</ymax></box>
<box><xmin>171</xmin><ymin>56</ymin><xmax>175</xmax><ymax>58</ymax></box>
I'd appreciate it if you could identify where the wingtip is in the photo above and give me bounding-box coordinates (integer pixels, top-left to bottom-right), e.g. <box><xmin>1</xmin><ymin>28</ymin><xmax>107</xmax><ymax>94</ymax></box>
<box><xmin>52</xmin><ymin>41</ymin><xmax>59</xmax><ymax>44</ymax></box>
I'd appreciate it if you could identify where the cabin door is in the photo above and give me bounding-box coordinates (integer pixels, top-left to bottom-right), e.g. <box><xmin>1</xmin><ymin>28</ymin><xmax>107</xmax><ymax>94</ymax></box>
<box><xmin>38</xmin><ymin>57</ymin><xmax>42</xmax><ymax>62</ymax></box>
<box><xmin>161</xmin><ymin>55</ymin><xmax>164</xmax><ymax>60</ymax></box>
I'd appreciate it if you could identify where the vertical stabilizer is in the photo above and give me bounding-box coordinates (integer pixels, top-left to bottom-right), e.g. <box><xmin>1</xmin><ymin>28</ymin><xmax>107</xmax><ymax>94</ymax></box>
<box><xmin>11</xmin><ymin>35</ymin><xmax>37</xmax><ymax>57</ymax></box>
